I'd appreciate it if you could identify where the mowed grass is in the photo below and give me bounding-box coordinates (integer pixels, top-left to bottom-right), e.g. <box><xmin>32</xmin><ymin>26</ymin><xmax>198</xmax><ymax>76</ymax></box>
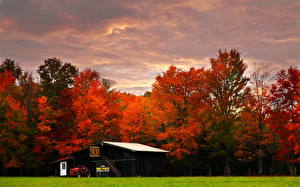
<box><xmin>0</xmin><ymin>177</ymin><xmax>300</xmax><ymax>187</ymax></box>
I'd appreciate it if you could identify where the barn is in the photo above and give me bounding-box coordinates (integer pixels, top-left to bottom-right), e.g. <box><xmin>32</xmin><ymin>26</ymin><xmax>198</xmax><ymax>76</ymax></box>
<box><xmin>50</xmin><ymin>141</ymin><xmax>169</xmax><ymax>177</ymax></box>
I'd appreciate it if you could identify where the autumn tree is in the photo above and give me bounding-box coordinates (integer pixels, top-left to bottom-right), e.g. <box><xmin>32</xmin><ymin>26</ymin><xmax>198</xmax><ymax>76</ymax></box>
<box><xmin>205</xmin><ymin>49</ymin><xmax>250</xmax><ymax>176</ymax></box>
<box><xmin>35</xmin><ymin>58</ymin><xmax>78</xmax><ymax>157</ymax></box>
<box><xmin>1</xmin><ymin>60</ymin><xmax>41</xmax><ymax>149</ymax></box>
<box><xmin>267</xmin><ymin>66</ymin><xmax>300</xmax><ymax>175</ymax></box>
<box><xmin>33</xmin><ymin>96</ymin><xmax>58</xmax><ymax>159</ymax></box>
<box><xmin>234</xmin><ymin>65</ymin><xmax>274</xmax><ymax>175</ymax></box>
<box><xmin>120</xmin><ymin>96</ymin><xmax>156</xmax><ymax>144</ymax></box>
<box><xmin>35</xmin><ymin>69</ymin><xmax>122</xmax><ymax>157</ymax></box>
<box><xmin>70</xmin><ymin>69</ymin><xmax>122</xmax><ymax>149</ymax></box>
<box><xmin>151</xmin><ymin>66</ymin><xmax>205</xmax><ymax>161</ymax></box>
<box><xmin>0</xmin><ymin>71</ymin><xmax>37</xmax><ymax>168</ymax></box>
<box><xmin>19</xmin><ymin>72</ymin><xmax>42</xmax><ymax>129</ymax></box>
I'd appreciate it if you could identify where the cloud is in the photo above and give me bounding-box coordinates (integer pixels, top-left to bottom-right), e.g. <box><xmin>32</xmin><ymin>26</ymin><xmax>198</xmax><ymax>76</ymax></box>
<box><xmin>0</xmin><ymin>0</ymin><xmax>299</xmax><ymax>95</ymax></box>
<box><xmin>262</xmin><ymin>37</ymin><xmax>300</xmax><ymax>44</ymax></box>
<box><xmin>173</xmin><ymin>57</ymin><xmax>211</xmax><ymax>69</ymax></box>
<box><xmin>115</xmin><ymin>86</ymin><xmax>151</xmax><ymax>95</ymax></box>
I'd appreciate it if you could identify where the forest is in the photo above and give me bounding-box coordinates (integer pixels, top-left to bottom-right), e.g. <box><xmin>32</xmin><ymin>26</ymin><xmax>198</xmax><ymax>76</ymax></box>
<box><xmin>0</xmin><ymin>49</ymin><xmax>299</xmax><ymax>176</ymax></box>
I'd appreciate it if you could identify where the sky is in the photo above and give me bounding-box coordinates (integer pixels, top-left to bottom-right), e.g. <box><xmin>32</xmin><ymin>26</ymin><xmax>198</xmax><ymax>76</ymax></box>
<box><xmin>0</xmin><ymin>0</ymin><xmax>299</xmax><ymax>95</ymax></box>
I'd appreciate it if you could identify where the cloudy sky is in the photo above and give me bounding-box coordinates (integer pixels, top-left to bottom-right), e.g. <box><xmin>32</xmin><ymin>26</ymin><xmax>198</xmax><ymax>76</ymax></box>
<box><xmin>0</xmin><ymin>0</ymin><xmax>299</xmax><ymax>95</ymax></box>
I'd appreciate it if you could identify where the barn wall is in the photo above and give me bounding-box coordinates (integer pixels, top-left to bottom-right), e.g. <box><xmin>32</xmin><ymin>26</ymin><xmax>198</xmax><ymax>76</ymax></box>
<box><xmin>101</xmin><ymin>144</ymin><xmax>137</xmax><ymax>176</ymax></box>
<box><xmin>72</xmin><ymin>148</ymin><xmax>101</xmax><ymax>176</ymax></box>
<box><xmin>136</xmin><ymin>152</ymin><xmax>168</xmax><ymax>176</ymax></box>
<box><xmin>48</xmin><ymin>143</ymin><xmax>168</xmax><ymax>177</ymax></box>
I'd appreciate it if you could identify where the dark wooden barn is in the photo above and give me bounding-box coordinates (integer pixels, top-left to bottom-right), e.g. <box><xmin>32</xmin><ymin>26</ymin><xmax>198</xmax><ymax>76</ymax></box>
<box><xmin>51</xmin><ymin>141</ymin><xmax>169</xmax><ymax>177</ymax></box>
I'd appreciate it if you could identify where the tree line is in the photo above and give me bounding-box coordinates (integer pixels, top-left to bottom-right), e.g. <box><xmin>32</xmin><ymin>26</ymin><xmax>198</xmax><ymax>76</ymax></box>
<box><xmin>0</xmin><ymin>49</ymin><xmax>299</xmax><ymax>176</ymax></box>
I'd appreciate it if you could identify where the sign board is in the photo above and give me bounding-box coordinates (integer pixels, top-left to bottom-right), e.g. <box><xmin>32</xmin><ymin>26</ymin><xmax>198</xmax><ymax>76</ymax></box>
<box><xmin>60</xmin><ymin>161</ymin><xmax>67</xmax><ymax>176</ymax></box>
<box><xmin>96</xmin><ymin>165</ymin><xmax>110</xmax><ymax>173</ymax></box>
<box><xmin>89</xmin><ymin>146</ymin><xmax>100</xmax><ymax>157</ymax></box>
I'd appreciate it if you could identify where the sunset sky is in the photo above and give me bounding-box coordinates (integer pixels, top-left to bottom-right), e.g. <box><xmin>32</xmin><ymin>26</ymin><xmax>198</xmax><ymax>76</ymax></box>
<box><xmin>0</xmin><ymin>0</ymin><xmax>299</xmax><ymax>95</ymax></box>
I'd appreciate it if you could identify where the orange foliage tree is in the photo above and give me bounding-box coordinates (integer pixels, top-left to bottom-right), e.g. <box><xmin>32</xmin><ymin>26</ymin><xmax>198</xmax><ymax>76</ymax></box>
<box><xmin>34</xmin><ymin>69</ymin><xmax>122</xmax><ymax>158</ymax></box>
<box><xmin>0</xmin><ymin>71</ymin><xmax>36</xmax><ymax>168</ymax></box>
<box><xmin>71</xmin><ymin>69</ymin><xmax>122</xmax><ymax>148</ymax></box>
<box><xmin>120</xmin><ymin>96</ymin><xmax>157</xmax><ymax>144</ymax></box>
<box><xmin>150</xmin><ymin>66</ymin><xmax>205</xmax><ymax>161</ymax></box>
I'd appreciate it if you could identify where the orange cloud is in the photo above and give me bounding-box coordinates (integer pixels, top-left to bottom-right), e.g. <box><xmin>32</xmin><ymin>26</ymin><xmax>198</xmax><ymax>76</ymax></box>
<box><xmin>0</xmin><ymin>0</ymin><xmax>299</xmax><ymax>95</ymax></box>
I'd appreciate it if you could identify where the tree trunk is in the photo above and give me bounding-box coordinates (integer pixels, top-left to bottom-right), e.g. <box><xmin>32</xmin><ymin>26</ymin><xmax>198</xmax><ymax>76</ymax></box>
<box><xmin>224</xmin><ymin>151</ymin><xmax>231</xmax><ymax>176</ymax></box>
<box><xmin>35</xmin><ymin>168</ymin><xmax>38</xmax><ymax>176</ymax></box>
<box><xmin>224</xmin><ymin>163</ymin><xmax>231</xmax><ymax>176</ymax></box>
<box><xmin>19</xmin><ymin>168</ymin><xmax>23</xmax><ymax>176</ymax></box>
<box><xmin>205</xmin><ymin>161</ymin><xmax>211</xmax><ymax>176</ymax></box>
<box><xmin>258</xmin><ymin>143</ymin><xmax>263</xmax><ymax>175</ymax></box>
<box><xmin>208</xmin><ymin>167</ymin><xmax>211</xmax><ymax>176</ymax></box>
<box><xmin>288</xmin><ymin>161</ymin><xmax>295</xmax><ymax>176</ymax></box>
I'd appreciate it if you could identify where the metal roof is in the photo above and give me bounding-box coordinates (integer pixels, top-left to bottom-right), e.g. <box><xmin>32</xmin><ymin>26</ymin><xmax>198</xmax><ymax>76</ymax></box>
<box><xmin>102</xmin><ymin>141</ymin><xmax>169</xmax><ymax>153</ymax></box>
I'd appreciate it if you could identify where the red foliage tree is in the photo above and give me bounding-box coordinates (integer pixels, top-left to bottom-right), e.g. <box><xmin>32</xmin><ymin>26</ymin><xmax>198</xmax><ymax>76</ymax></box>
<box><xmin>267</xmin><ymin>66</ymin><xmax>300</xmax><ymax>175</ymax></box>
<box><xmin>0</xmin><ymin>70</ymin><xmax>15</xmax><ymax>92</ymax></box>
<box><xmin>234</xmin><ymin>66</ymin><xmax>274</xmax><ymax>175</ymax></box>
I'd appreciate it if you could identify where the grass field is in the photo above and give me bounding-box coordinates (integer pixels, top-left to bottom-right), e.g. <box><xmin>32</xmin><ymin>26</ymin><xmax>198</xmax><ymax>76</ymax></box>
<box><xmin>1</xmin><ymin>177</ymin><xmax>300</xmax><ymax>187</ymax></box>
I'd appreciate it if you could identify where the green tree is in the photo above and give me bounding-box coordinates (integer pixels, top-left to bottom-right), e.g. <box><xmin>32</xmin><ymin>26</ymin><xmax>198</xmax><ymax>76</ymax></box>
<box><xmin>101</xmin><ymin>78</ymin><xmax>116</xmax><ymax>91</ymax></box>
<box><xmin>206</xmin><ymin>49</ymin><xmax>250</xmax><ymax>176</ymax></box>
<box><xmin>37</xmin><ymin>58</ymin><xmax>78</xmax><ymax>104</ymax></box>
<box><xmin>0</xmin><ymin>59</ymin><xmax>22</xmax><ymax>79</ymax></box>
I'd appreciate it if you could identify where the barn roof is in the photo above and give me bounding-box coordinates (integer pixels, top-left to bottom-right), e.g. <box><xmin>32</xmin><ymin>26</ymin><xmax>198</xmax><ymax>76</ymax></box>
<box><xmin>102</xmin><ymin>141</ymin><xmax>169</xmax><ymax>153</ymax></box>
<box><xmin>50</xmin><ymin>156</ymin><xmax>73</xmax><ymax>164</ymax></box>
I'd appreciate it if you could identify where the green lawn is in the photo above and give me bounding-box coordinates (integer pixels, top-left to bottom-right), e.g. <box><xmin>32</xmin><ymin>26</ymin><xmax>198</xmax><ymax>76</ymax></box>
<box><xmin>0</xmin><ymin>177</ymin><xmax>300</xmax><ymax>187</ymax></box>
